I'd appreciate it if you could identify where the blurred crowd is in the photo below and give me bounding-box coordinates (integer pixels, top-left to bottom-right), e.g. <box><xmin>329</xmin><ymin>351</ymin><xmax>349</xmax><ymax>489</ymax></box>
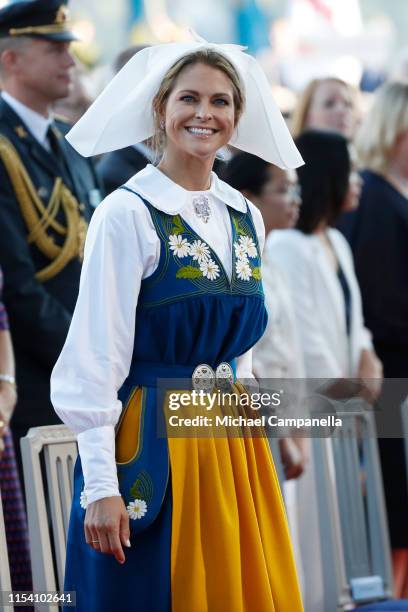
<box><xmin>0</xmin><ymin>18</ymin><xmax>408</xmax><ymax>611</ymax></box>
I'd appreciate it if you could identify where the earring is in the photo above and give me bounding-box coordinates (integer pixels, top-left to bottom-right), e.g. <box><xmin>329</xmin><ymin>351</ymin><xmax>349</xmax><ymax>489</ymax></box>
<box><xmin>160</xmin><ymin>120</ymin><xmax>165</xmax><ymax>130</ymax></box>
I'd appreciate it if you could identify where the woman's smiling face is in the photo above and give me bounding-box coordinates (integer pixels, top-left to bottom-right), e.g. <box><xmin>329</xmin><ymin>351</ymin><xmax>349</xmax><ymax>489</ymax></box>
<box><xmin>161</xmin><ymin>62</ymin><xmax>237</xmax><ymax>160</ymax></box>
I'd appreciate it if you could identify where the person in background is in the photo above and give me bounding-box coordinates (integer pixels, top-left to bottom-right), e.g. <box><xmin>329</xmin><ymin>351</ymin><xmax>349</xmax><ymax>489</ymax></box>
<box><xmin>222</xmin><ymin>150</ymin><xmax>307</xmax><ymax>594</ymax></box>
<box><xmin>339</xmin><ymin>81</ymin><xmax>408</xmax><ymax>597</ymax></box>
<box><xmin>266</xmin><ymin>129</ymin><xmax>383</xmax><ymax>612</ymax></box>
<box><xmin>0</xmin><ymin>0</ymin><xmax>102</xmax><ymax>486</ymax></box>
<box><xmin>291</xmin><ymin>77</ymin><xmax>359</xmax><ymax>140</ymax></box>
<box><xmin>0</xmin><ymin>265</ymin><xmax>32</xmax><ymax>592</ymax></box>
<box><xmin>96</xmin><ymin>45</ymin><xmax>154</xmax><ymax>194</ymax></box>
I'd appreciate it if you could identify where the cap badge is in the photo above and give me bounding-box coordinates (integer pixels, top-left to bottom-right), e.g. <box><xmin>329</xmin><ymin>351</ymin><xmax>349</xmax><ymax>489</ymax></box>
<box><xmin>55</xmin><ymin>5</ymin><xmax>69</xmax><ymax>24</ymax></box>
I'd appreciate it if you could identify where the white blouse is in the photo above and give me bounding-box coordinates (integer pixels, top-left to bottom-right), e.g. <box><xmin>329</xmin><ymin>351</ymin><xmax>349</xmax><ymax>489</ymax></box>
<box><xmin>253</xmin><ymin>251</ymin><xmax>305</xmax><ymax>380</ymax></box>
<box><xmin>50</xmin><ymin>164</ymin><xmax>265</xmax><ymax>505</ymax></box>
<box><xmin>264</xmin><ymin>228</ymin><xmax>373</xmax><ymax>379</ymax></box>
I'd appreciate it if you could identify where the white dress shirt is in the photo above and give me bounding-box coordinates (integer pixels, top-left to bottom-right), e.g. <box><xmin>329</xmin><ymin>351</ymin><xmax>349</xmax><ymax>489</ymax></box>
<box><xmin>50</xmin><ymin>164</ymin><xmax>265</xmax><ymax>505</ymax></box>
<box><xmin>1</xmin><ymin>91</ymin><xmax>52</xmax><ymax>151</ymax></box>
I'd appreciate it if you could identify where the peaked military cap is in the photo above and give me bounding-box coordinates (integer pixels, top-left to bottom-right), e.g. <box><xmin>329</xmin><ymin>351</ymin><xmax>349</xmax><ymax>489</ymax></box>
<box><xmin>0</xmin><ymin>0</ymin><xmax>78</xmax><ymax>42</ymax></box>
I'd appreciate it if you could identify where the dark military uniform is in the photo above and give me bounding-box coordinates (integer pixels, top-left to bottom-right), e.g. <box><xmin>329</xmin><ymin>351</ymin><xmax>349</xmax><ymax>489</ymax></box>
<box><xmin>0</xmin><ymin>0</ymin><xmax>103</xmax><ymax>483</ymax></box>
<box><xmin>97</xmin><ymin>145</ymin><xmax>150</xmax><ymax>195</ymax></box>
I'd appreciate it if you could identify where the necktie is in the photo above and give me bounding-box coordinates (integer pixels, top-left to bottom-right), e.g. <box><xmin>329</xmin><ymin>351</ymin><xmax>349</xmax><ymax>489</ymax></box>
<box><xmin>47</xmin><ymin>124</ymin><xmax>66</xmax><ymax>169</ymax></box>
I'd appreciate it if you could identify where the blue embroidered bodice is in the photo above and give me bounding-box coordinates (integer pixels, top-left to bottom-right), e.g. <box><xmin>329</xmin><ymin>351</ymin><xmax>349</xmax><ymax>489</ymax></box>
<box><xmin>122</xmin><ymin>187</ymin><xmax>268</xmax><ymax>372</ymax></box>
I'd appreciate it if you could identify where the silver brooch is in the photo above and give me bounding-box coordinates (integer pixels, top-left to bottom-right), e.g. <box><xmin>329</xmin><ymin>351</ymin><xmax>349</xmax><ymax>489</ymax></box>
<box><xmin>192</xmin><ymin>195</ymin><xmax>211</xmax><ymax>223</ymax></box>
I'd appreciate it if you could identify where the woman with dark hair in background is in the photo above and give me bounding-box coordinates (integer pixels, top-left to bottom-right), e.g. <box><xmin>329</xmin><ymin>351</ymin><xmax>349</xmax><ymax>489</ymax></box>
<box><xmin>268</xmin><ymin>130</ymin><xmax>381</xmax><ymax>385</ymax></box>
<box><xmin>265</xmin><ymin>129</ymin><xmax>383</xmax><ymax>612</ymax></box>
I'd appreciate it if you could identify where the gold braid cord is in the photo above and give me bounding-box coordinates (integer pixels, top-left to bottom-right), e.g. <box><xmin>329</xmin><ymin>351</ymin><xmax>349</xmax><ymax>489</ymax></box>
<box><xmin>0</xmin><ymin>135</ymin><xmax>88</xmax><ymax>282</ymax></box>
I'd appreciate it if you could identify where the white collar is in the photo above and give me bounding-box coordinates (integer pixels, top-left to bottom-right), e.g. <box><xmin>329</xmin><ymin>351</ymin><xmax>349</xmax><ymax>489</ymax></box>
<box><xmin>126</xmin><ymin>164</ymin><xmax>247</xmax><ymax>214</ymax></box>
<box><xmin>2</xmin><ymin>91</ymin><xmax>53</xmax><ymax>147</ymax></box>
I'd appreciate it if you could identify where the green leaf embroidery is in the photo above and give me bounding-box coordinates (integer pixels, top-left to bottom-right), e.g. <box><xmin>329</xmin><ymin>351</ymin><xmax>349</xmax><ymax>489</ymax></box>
<box><xmin>233</xmin><ymin>216</ymin><xmax>247</xmax><ymax>236</ymax></box>
<box><xmin>129</xmin><ymin>470</ymin><xmax>154</xmax><ymax>503</ymax></box>
<box><xmin>171</xmin><ymin>215</ymin><xmax>185</xmax><ymax>235</ymax></box>
<box><xmin>176</xmin><ymin>265</ymin><xmax>203</xmax><ymax>279</ymax></box>
<box><xmin>252</xmin><ymin>266</ymin><xmax>262</xmax><ymax>280</ymax></box>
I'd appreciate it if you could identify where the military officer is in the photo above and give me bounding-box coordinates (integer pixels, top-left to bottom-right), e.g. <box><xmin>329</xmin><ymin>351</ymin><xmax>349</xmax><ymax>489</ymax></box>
<box><xmin>0</xmin><ymin>0</ymin><xmax>102</xmax><ymax>484</ymax></box>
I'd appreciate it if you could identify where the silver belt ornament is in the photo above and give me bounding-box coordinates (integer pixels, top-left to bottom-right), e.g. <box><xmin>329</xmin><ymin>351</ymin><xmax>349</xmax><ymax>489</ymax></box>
<box><xmin>192</xmin><ymin>362</ymin><xmax>234</xmax><ymax>392</ymax></box>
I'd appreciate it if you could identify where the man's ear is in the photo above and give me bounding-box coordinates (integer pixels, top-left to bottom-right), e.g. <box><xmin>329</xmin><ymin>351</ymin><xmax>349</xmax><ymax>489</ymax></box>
<box><xmin>1</xmin><ymin>48</ymin><xmax>20</xmax><ymax>76</ymax></box>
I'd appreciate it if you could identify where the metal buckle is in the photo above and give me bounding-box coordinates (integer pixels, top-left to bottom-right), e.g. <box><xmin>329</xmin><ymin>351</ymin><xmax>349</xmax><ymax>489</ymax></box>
<box><xmin>192</xmin><ymin>363</ymin><xmax>215</xmax><ymax>392</ymax></box>
<box><xmin>215</xmin><ymin>362</ymin><xmax>234</xmax><ymax>391</ymax></box>
<box><xmin>192</xmin><ymin>362</ymin><xmax>234</xmax><ymax>392</ymax></box>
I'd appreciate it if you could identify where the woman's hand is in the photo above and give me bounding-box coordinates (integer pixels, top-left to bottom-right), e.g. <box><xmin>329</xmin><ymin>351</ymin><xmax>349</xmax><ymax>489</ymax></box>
<box><xmin>0</xmin><ymin>382</ymin><xmax>16</xmax><ymax>460</ymax></box>
<box><xmin>279</xmin><ymin>437</ymin><xmax>309</xmax><ymax>480</ymax></box>
<box><xmin>84</xmin><ymin>496</ymin><xmax>131</xmax><ymax>564</ymax></box>
<box><xmin>0</xmin><ymin>381</ymin><xmax>17</xmax><ymax>427</ymax></box>
<box><xmin>357</xmin><ymin>349</ymin><xmax>383</xmax><ymax>404</ymax></box>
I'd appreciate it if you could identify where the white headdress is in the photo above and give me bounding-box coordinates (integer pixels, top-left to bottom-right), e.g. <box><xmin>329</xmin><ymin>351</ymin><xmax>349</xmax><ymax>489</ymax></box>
<box><xmin>66</xmin><ymin>34</ymin><xmax>303</xmax><ymax>169</ymax></box>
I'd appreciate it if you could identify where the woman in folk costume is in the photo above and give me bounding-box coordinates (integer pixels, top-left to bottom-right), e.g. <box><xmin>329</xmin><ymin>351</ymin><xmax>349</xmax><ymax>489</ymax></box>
<box><xmin>51</xmin><ymin>35</ymin><xmax>304</xmax><ymax>612</ymax></box>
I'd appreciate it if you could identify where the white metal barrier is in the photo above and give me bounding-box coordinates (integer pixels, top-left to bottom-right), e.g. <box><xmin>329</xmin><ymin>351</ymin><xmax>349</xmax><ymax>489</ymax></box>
<box><xmin>312</xmin><ymin>404</ymin><xmax>394</xmax><ymax>611</ymax></box>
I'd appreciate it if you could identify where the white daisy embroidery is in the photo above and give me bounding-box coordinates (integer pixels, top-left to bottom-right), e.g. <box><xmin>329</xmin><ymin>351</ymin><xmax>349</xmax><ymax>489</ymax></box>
<box><xmin>127</xmin><ymin>499</ymin><xmax>148</xmax><ymax>520</ymax></box>
<box><xmin>236</xmin><ymin>259</ymin><xmax>253</xmax><ymax>281</ymax></box>
<box><xmin>169</xmin><ymin>234</ymin><xmax>190</xmax><ymax>258</ymax></box>
<box><xmin>200</xmin><ymin>258</ymin><xmax>220</xmax><ymax>281</ymax></box>
<box><xmin>189</xmin><ymin>239</ymin><xmax>210</xmax><ymax>263</ymax></box>
<box><xmin>80</xmin><ymin>490</ymin><xmax>87</xmax><ymax>509</ymax></box>
<box><xmin>238</xmin><ymin>235</ymin><xmax>257</xmax><ymax>259</ymax></box>
<box><xmin>234</xmin><ymin>241</ymin><xmax>249</xmax><ymax>262</ymax></box>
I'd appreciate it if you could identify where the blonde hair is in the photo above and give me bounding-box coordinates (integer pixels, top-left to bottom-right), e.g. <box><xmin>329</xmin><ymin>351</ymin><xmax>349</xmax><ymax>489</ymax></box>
<box><xmin>291</xmin><ymin>77</ymin><xmax>356</xmax><ymax>138</ymax></box>
<box><xmin>151</xmin><ymin>49</ymin><xmax>245</xmax><ymax>161</ymax></box>
<box><xmin>355</xmin><ymin>81</ymin><xmax>408</xmax><ymax>173</ymax></box>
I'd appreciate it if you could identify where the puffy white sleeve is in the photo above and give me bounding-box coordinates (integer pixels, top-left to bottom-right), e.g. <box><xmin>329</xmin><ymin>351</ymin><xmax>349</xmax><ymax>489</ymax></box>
<box><xmin>50</xmin><ymin>189</ymin><xmax>159</xmax><ymax>505</ymax></box>
<box><xmin>236</xmin><ymin>200</ymin><xmax>266</xmax><ymax>380</ymax></box>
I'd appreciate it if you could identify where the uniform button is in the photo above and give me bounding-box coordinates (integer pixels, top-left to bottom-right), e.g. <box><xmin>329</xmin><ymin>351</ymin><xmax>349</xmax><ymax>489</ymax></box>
<box><xmin>37</xmin><ymin>186</ymin><xmax>48</xmax><ymax>198</ymax></box>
